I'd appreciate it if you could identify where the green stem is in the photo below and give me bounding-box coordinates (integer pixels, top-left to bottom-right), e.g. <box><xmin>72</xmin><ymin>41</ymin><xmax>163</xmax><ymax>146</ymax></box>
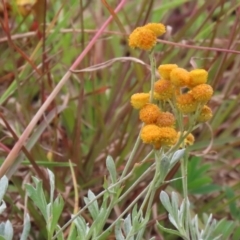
<box><xmin>149</xmin><ymin>50</ymin><xmax>156</xmax><ymax>103</ymax></box>
<box><xmin>181</xmin><ymin>151</ymin><xmax>189</xmax><ymax>238</ymax></box>
<box><xmin>139</xmin><ymin>150</ymin><xmax>162</xmax><ymax>212</ymax></box>
<box><xmin>120</xmin><ymin>129</ymin><xmax>142</xmax><ymax>181</ymax></box>
<box><xmin>118</xmin><ymin>160</ymin><xmax>155</xmax><ymax>202</ymax></box>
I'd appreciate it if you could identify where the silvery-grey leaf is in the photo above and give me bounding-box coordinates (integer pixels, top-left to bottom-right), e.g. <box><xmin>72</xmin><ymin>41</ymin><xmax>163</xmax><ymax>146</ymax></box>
<box><xmin>202</xmin><ymin>214</ymin><xmax>213</xmax><ymax>238</ymax></box>
<box><xmin>47</xmin><ymin>169</ymin><xmax>55</xmax><ymax>204</ymax></box>
<box><xmin>0</xmin><ymin>201</ymin><xmax>6</xmax><ymax>214</ymax></box>
<box><xmin>4</xmin><ymin>220</ymin><xmax>13</xmax><ymax>240</ymax></box>
<box><xmin>20</xmin><ymin>214</ymin><xmax>31</xmax><ymax>240</ymax></box>
<box><xmin>169</xmin><ymin>214</ymin><xmax>179</xmax><ymax>230</ymax></box>
<box><xmin>0</xmin><ymin>176</ymin><xmax>8</xmax><ymax>202</ymax></box>
<box><xmin>193</xmin><ymin>215</ymin><xmax>200</xmax><ymax>240</ymax></box>
<box><xmin>73</xmin><ymin>215</ymin><xmax>87</xmax><ymax>239</ymax></box>
<box><xmin>106</xmin><ymin>156</ymin><xmax>117</xmax><ymax>183</ymax></box>
<box><xmin>170</xmin><ymin>149</ymin><xmax>185</xmax><ymax>168</ymax></box>
<box><xmin>171</xmin><ymin>192</ymin><xmax>179</xmax><ymax>225</ymax></box>
<box><xmin>123</xmin><ymin>214</ymin><xmax>132</xmax><ymax>237</ymax></box>
<box><xmin>84</xmin><ymin>190</ymin><xmax>99</xmax><ymax>220</ymax></box>
<box><xmin>160</xmin><ymin>191</ymin><xmax>173</xmax><ymax>215</ymax></box>
<box><xmin>115</xmin><ymin>221</ymin><xmax>125</xmax><ymax>240</ymax></box>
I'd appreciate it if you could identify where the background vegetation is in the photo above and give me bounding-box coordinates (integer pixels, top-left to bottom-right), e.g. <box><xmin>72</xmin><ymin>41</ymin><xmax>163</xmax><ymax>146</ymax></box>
<box><xmin>0</xmin><ymin>0</ymin><xmax>240</xmax><ymax>239</ymax></box>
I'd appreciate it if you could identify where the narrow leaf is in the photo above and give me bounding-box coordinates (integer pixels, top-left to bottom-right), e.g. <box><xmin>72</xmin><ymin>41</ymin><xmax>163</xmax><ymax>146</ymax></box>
<box><xmin>74</xmin><ymin>216</ymin><xmax>88</xmax><ymax>239</ymax></box>
<box><xmin>170</xmin><ymin>149</ymin><xmax>185</xmax><ymax>168</ymax></box>
<box><xmin>123</xmin><ymin>214</ymin><xmax>132</xmax><ymax>237</ymax></box>
<box><xmin>4</xmin><ymin>221</ymin><xmax>13</xmax><ymax>240</ymax></box>
<box><xmin>20</xmin><ymin>214</ymin><xmax>31</xmax><ymax>240</ymax></box>
<box><xmin>47</xmin><ymin>169</ymin><xmax>55</xmax><ymax>204</ymax></box>
<box><xmin>0</xmin><ymin>176</ymin><xmax>8</xmax><ymax>201</ymax></box>
<box><xmin>115</xmin><ymin>221</ymin><xmax>125</xmax><ymax>240</ymax></box>
<box><xmin>0</xmin><ymin>201</ymin><xmax>6</xmax><ymax>214</ymax></box>
<box><xmin>106</xmin><ymin>156</ymin><xmax>117</xmax><ymax>183</ymax></box>
<box><xmin>160</xmin><ymin>191</ymin><xmax>172</xmax><ymax>215</ymax></box>
<box><xmin>50</xmin><ymin>195</ymin><xmax>64</xmax><ymax>236</ymax></box>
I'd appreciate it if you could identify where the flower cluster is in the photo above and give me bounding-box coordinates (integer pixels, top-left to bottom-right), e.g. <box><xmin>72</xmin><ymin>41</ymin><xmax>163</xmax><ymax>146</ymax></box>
<box><xmin>129</xmin><ymin>23</ymin><xmax>166</xmax><ymax>51</ymax></box>
<box><xmin>129</xmin><ymin>23</ymin><xmax>214</xmax><ymax>149</ymax></box>
<box><xmin>130</xmin><ymin>64</ymin><xmax>213</xmax><ymax>149</ymax></box>
<box><xmin>130</xmin><ymin>95</ymin><xmax>178</xmax><ymax>149</ymax></box>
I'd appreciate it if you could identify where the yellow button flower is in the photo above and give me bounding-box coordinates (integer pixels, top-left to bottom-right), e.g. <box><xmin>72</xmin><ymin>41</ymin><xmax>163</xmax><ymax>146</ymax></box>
<box><xmin>197</xmin><ymin>105</ymin><xmax>213</xmax><ymax>122</ymax></box>
<box><xmin>141</xmin><ymin>124</ymin><xmax>162</xmax><ymax>144</ymax></box>
<box><xmin>131</xmin><ymin>93</ymin><xmax>150</xmax><ymax>109</ymax></box>
<box><xmin>170</xmin><ymin>68</ymin><xmax>190</xmax><ymax>87</ymax></box>
<box><xmin>156</xmin><ymin>112</ymin><xmax>175</xmax><ymax>127</ymax></box>
<box><xmin>158</xmin><ymin>127</ymin><xmax>178</xmax><ymax>146</ymax></box>
<box><xmin>188</xmin><ymin>69</ymin><xmax>208</xmax><ymax>88</ymax></box>
<box><xmin>154</xmin><ymin>79</ymin><xmax>174</xmax><ymax>100</ymax></box>
<box><xmin>144</xmin><ymin>23</ymin><xmax>166</xmax><ymax>37</ymax></box>
<box><xmin>190</xmin><ymin>84</ymin><xmax>213</xmax><ymax>103</ymax></box>
<box><xmin>177</xmin><ymin>93</ymin><xmax>198</xmax><ymax>114</ymax></box>
<box><xmin>177</xmin><ymin>131</ymin><xmax>195</xmax><ymax>147</ymax></box>
<box><xmin>139</xmin><ymin>104</ymin><xmax>161</xmax><ymax>124</ymax></box>
<box><xmin>129</xmin><ymin>27</ymin><xmax>157</xmax><ymax>51</ymax></box>
<box><xmin>157</xmin><ymin>64</ymin><xmax>178</xmax><ymax>80</ymax></box>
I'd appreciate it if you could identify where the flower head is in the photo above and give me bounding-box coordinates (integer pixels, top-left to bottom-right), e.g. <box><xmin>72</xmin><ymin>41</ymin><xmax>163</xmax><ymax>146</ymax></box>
<box><xmin>190</xmin><ymin>84</ymin><xmax>213</xmax><ymax>103</ymax></box>
<box><xmin>170</xmin><ymin>68</ymin><xmax>190</xmax><ymax>87</ymax></box>
<box><xmin>158</xmin><ymin>127</ymin><xmax>178</xmax><ymax>146</ymax></box>
<box><xmin>177</xmin><ymin>131</ymin><xmax>195</xmax><ymax>147</ymax></box>
<box><xmin>156</xmin><ymin>112</ymin><xmax>175</xmax><ymax>127</ymax></box>
<box><xmin>139</xmin><ymin>104</ymin><xmax>161</xmax><ymax>124</ymax></box>
<box><xmin>141</xmin><ymin>124</ymin><xmax>161</xmax><ymax>145</ymax></box>
<box><xmin>158</xmin><ymin>64</ymin><xmax>178</xmax><ymax>80</ymax></box>
<box><xmin>131</xmin><ymin>93</ymin><xmax>150</xmax><ymax>109</ymax></box>
<box><xmin>177</xmin><ymin>93</ymin><xmax>198</xmax><ymax>114</ymax></box>
<box><xmin>197</xmin><ymin>105</ymin><xmax>213</xmax><ymax>122</ymax></box>
<box><xmin>185</xmin><ymin>132</ymin><xmax>195</xmax><ymax>146</ymax></box>
<box><xmin>188</xmin><ymin>69</ymin><xmax>208</xmax><ymax>88</ymax></box>
<box><xmin>154</xmin><ymin>79</ymin><xmax>174</xmax><ymax>100</ymax></box>
<box><xmin>144</xmin><ymin>23</ymin><xmax>166</xmax><ymax>37</ymax></box>
<box><xmin>129</xmin><ymin>27</ymin><xmax>157</xmax><ymax>51</ymax></box>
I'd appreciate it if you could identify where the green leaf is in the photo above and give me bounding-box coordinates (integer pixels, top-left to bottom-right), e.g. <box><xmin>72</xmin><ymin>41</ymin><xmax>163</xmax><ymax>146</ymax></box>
<box><xmin>232</xmin><ymin>226</ymin><xmax>240</xmax><ymax>240</ymax></box>
<box><xmin>213</xmin><ymin>219</ymin><xmax>235</xmax><ymax>239</ymax></box>
<box><xmin>55</xmin><ymin>225</ymin><xmax>65</xmax><ymax>240</ymax></box>
<box><xmin>87</xmin><ymin>207</ymin><xmax>107</xmax><ymax>238</ymax></box>
<box><xmin>156</xmin><ymin>222</ymin><xmax>185</xmax><ymax>238</ymax></box>
<box><xmin>49</xmin><ymin>195</ymin><xmax>64</xmax><ymax>236</ymax></box>
<box><xmin>225</xmin><ymin>187</ymin><xmax>240</xmax><ymax>220</ymax></box>
<box><xmin>25</xmin><ymin>177</ymin><xmax>48</xmax><ymax>221</ymax></box>
<box><xmin>190</xmin><ymin>184</ymin><xmax>221</xmax><ymax>194</ymax></box>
